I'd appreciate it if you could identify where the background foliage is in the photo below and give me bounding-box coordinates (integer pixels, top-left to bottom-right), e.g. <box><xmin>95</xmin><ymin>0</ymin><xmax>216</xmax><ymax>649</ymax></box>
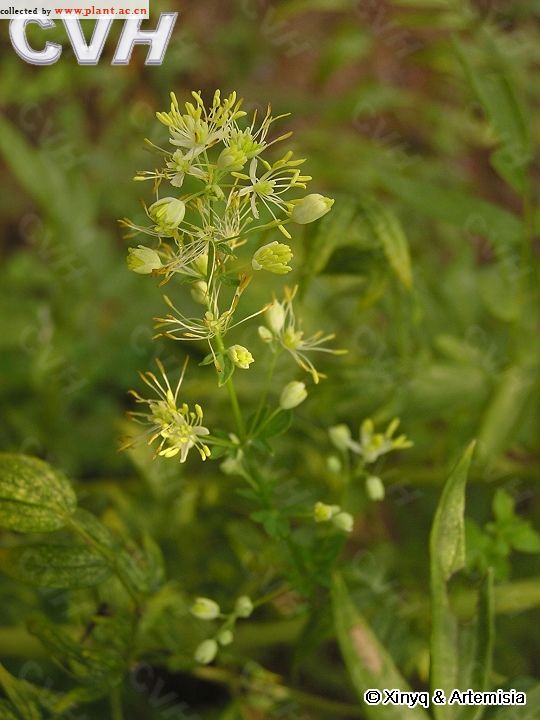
<box><xmin>0</xmin><ymin>1</ymin><xmax>539</xmax><ymax>718</ymax></box>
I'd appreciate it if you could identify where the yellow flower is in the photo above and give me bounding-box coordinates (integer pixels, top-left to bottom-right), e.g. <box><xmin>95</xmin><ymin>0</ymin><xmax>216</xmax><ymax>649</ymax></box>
<box><xmin>228</xmin><ymin>345</ymin><xmax>254</xmax><ymax>370</ymax></box>
<box><xmin>123</xmin><ymin>359</ymin><xmax>211</xmax><ymax>463</ymax></box>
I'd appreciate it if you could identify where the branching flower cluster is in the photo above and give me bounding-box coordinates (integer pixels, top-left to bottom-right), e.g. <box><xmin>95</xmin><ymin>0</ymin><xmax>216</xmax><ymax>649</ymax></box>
<box><xmin>123</xmin><ymin>90</ymin><xmax>340</xmax><ymax>463</ymax></box>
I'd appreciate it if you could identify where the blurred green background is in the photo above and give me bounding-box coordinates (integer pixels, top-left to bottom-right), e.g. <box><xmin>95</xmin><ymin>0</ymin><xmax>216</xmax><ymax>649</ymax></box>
<box><xmin>1</xmin><ymin>1</ymin><xmax>539</xmax><ymax>717</ymax></box>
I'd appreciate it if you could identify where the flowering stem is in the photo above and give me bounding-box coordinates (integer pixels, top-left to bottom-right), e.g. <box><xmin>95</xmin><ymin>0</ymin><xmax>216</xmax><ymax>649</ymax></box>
<box><xmin>214</xmin><ymin>331</ymin><xmax>246</xmax><ymax>440</ymax></box>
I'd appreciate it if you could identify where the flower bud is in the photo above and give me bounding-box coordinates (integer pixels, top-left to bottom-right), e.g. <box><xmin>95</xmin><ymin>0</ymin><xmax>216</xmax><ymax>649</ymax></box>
<box><xmin>190</xmin><ymin>597</ymin><xmax>221</xmax><ymax>621</ymax></box>
<box><xmin>329</xmin><ymin>424</ymin><xmax>352</xmax><ymax>452</ymax></box>
<box><xmin>220</xmin><ymin>453</ymin><xmax>244</xmax><ymax>477</ymax></box>
<box><xmin>127</xmin><ymin>246</ymin><xmax>163</xmax><ymax>275</ymax></box>
<box><xmin>289</xmin><ymin>194</ymin><xmax>334</xmax><ymax>224</ymax></box>
<box><xmin>227</xmin><ymin>344</ymin><xmax>254</xmax><ymax>370</ymax></box>
<box><xmin>366</xmin><ymin>475</ymin><xmax>385</xmax><ymax>501</ymax></box>
<box><xmin>333</xmin><ymin>512</ymin><xmax>354</xmax><ymax>533</ymax></box>
<box><xmin>279</xmin><ymin>381</ymin><xmax>307</xmax><ymax>410</ymax></box>
<box><xmin>235</xmin><ymin>595</ymin><xmax>254</xmax><ymax>618</ymax></box>
<box><xmin>194</xmin><ymin>253</ymin><xmax>209</xmax><ymax>277</ymax></box>
<box><xmin>194</xmin><ymin>639</ymin><xmax>218</xmax><ymax>664</ymax></box>
<box><xmin>218</xmin><ymin>146</ymin><xmax>247</xmax><ymax>171</ymax></box>
<box><xmin>252</xmin><ymin>241</ymin><xmax>293</xmax><ymax>274</ymax></box>
<box><xmin>258</xmin><ymin>326</ymin><xmax>273</xmax><ymax>343</ymax></box>
<box><xmin>326</xmin><ymin>455</ymin><xmax>342</xmax><ymax>474</ymax></box>
<box><xmin>265</xmin><ymin>301</ymin><xmax>286</xmax><ymax>334</ymax></box>
<box><xmin>191</xmin><ymin>280</ymin><xmax>208</xmax><ymax>305</ymax></box>
<box><xmin>217</xmin><ymin>629</ymin><xmax>234</xmax><ymax>646</ymax></box>
<box><xmin>314</xmin><ymin>501</ymin><xmax>340</xmax><ymax>523</ymax></box>
<box><xmin>148</xmin><ymin>197</ymin><xmax>186</xmax><ymax>236</ymax></box>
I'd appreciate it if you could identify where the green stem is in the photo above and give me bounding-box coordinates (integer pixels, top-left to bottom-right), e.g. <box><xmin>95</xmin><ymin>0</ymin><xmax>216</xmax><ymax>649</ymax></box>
<box><xmin>251</xmin><ymin>348</ymin><xmax>280</xmax><ymax>432</ymax></box>
<box><xmin>253</xmin><ymin>583</ymin><xmax>290</xmax><ymax>609</ymax></box>
<box><xmin>110</xmin><ymin>685</ymin><xmax>124</xmax><ymax>720</ymax></box>
<box><xmin>214</xmin><ymin>332</ymin><xmax>246</xmax><ymax>440</ymax></box>
<box><xmin>254</xmin><ymin>407</ymin><xmax>280</xmax><ymax>435</ymax></box>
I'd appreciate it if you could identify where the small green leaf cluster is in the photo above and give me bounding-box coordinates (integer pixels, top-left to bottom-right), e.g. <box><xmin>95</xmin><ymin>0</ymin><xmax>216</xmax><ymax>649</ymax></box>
<box><xmin>466</xmin><ymin>489</ymin><xmax>540</xmax><ymax>581</ymax></box>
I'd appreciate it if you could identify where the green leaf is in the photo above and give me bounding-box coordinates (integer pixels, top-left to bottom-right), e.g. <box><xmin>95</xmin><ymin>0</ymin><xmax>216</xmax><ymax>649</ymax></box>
<box><xmin>508</xmin><ymin>523</ymin><xmax>540</xmax><ymax>554</ymax></box>
<box><xmin>0</xmin><ymin>545</ymin><xmax>111</xmax><ymax>589</ymax></box>
<box><xmin>115</xmin><ymin>534</ymin><xmax>165</xmax><ymax>595</ymax></box>
<box><xmin>250</xmin><ymin>510</ymin><xmax>289</xmax><ymax>539</ymax></box>
<box><xmin>453</xmin><ymin>33</ymin><xmax>531</xmax><ymax>194</ymax></box>
<box><xmin>492</xmin><ymin>489</ymin><xmax>515</xmax><ymax>522</ymax></box>
<box><xmin>457</xmin><ymin>571</ymin><xmax>494</xmax><ymax>720</ymax></box>
<box><xmin>248</xmin><ymin>405</ymin><xmax>272</xmax><ymax>436</ymax></box>
<box><xmin>479</xmin><ymin>265</ymin><xmax>520</xmax><ymax>322</ymax></box>
<box><xmin>27</xmin><ymin>615</ymin><xmax>124</xmax><ymax>688</ymax></box>
<box><xmin>358</xmin><ymin>198</ymin><xmax>413</xmax><ymax>289</ymax></box>
<box><xmin>491</xmin><ymin>683</ymin><xmax>539</xmax><ymax>720</ymax></box>
<box><xmin>476</xmin><ymin>365</ymin><xmax>536</xmax><ymax>466</ymax></box>
<box><xmin>0</xmin><ymin>665</ymin><xmax>42</xmax><ymax>720</ymax></box>
<box><xmin>451</xmin><ymin>577</ymin><xmax>540</xmax><ymax>617</ymax></box>
<box><xmin>300</xmin><ymin>196</ymin><xmax>360</xmax><ymax>289</ymax></box>
<box><xmin>215</xmin><ymin>241</ymin><xmax>235</xmax><ymax>256</ymax></box>
<box><xmin>332</xmin><ymin>573</ymin><xmax>430</xmax><ymax>720</ymax></box>
<box><xmin>216</xmin><ymin>353</ymin><xmax>235</xmax><ymax>387</ymax></box>
<box><xmin>199</xmin><ymin>353</ymin><xmax>215</xmax><ymax>366</ymax></box>
<box><xmin>0</xmin><ymin>700</ymin><xmax>19</xmax><ymax>720</ymax></box>
<box><xmin>431</xmin><ymin>443</ymin><xmax>475</xmax><ymax>581</ymax></box>
<box><xmin>69</xmin><ymin>510</ymin><xmax>155</xmax><ymax>597</ymax></box>
<box><xmin>0</xmin><ymin>673</ymin><xmax>64</xmax><ymax>718</ymax></box>
<box><xmin>300</xmin><ymin>194</ymin><xmax>412</xmax><ymax>294</ymax></box>
<box><xmin>0</xmin><ymin>454</ymin><xmax>77</xmax><ymax>533</ymax></box>
<box><xmin>380</xmin><ymin>175</ymin><xmax>522</xmax><ymax>253</ymax></box>
<box><xmin>430</xmin><ymin>442</ymin><xmax>476</xmax><ymax>720</ymax></box>
<box><xmin>256</xmin><ymin>409</ymin><xmax>293</xmax><ymax>440</ymax></box>
<box><xmin>0</xmin><ymin>116</ymin><xmax>66</xmax><ymax>222</ymax></box>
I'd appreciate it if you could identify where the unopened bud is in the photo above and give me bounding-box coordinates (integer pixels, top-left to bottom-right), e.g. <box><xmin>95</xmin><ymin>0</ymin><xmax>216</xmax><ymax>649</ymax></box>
<box><xmin>258</xmin><ymin>326</ymin><xmax>273</xmax><ymax>343</ymax></box>
<box><xmin>217</xmin><ymin>629</ymin><xmax>234</xmax><ymax>646</ymax></box>
<box><xmin>191</xmin><ymin>281</ymin><xmax>208</xmax><ymax>305</ymax></box>
<box><xmin>194</xmin><ymin>639</ymin><xmax>218</xmax><ymax>664</ymax></box>
<box><xmin>333</xmin><ymin>512</ymin><xmax>354</xmax><ymax>533</ymax></box>
<box><xmin>289</xmin><ymin>194</ymin><xmax>334</xmax><ymax>224</ymax></box>
<box><xmin>252</xmin><ymin>241</ymin><xmax>293</xmax><ymax>274</ymax></box>
<box><xmin>235</xmin><ymin>595</ymin><xmax>254</xmax><ymax>618</ymax></box>
<box><xmin>366</xmin><ymin>475</ymin><xmax>385</xmax><ymax>501</ymax></box>
<box><xmin>329</xmin><ymin>424</ymin><xmax>351</xmax><ymax>452</ymax></box>
<box><xmin>279</xmin><ymin>381</ymin><xmax>307</xmax><ymax>410</ymax></box>
<box><xmin>218</xmin><ymin>146</ymin><xmax>247</xmax><ymax>171</ymax></box>
<box><xmin>265</xmin><ymin>301</ymin><xmax>286</xmax><ymax>334</ymax></box>
<box><xmin>127</xmin><ymin>246</ymin><xmax>163</xmax><ymax>275</ymax></box>
<box><xmin>148</xmin><ymin>197</ymin><xmax>186</xmax><ymax>236</ymax></box>
<box><xmin>190</xmin><ymin>597</ymin><xmax>220</xmax><ymax>621</ymax></box>
<box><xmin>326</xmin><ymin>455</ymin><xmax>342</xmax><ymax>473</ymax></box>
